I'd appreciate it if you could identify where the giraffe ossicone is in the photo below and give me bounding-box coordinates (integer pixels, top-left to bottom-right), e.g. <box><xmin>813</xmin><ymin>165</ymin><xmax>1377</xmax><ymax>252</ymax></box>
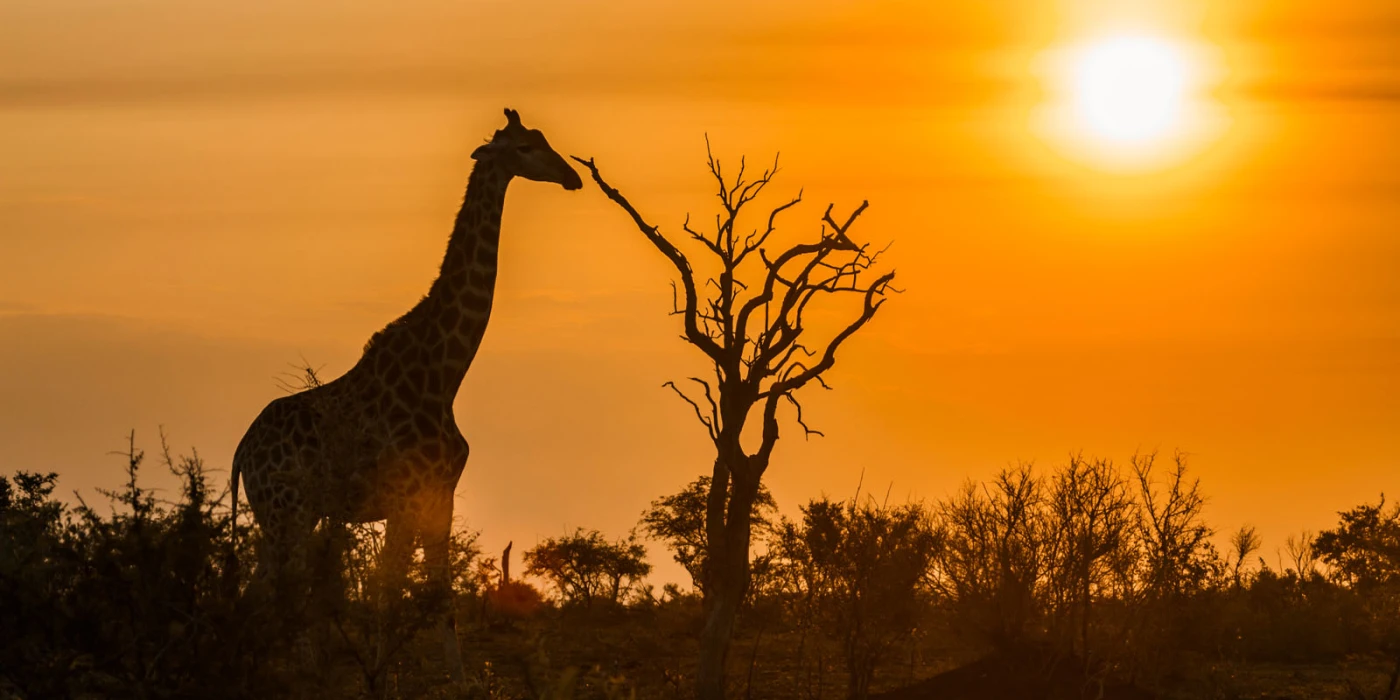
<box><xmin>229</xmin><ymin>108</ymin><xmax>581</xmax><ymax>683</ymax></box>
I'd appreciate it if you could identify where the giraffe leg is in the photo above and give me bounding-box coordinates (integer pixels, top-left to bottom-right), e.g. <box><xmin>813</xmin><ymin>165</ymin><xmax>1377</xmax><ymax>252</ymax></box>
<box><xmin>421</xmin><ymin>495</ymin><xmax>466</xmax><ymax>685</ymax></box>
<box><xmin>258</xmin><ymin>508</ymin><xmax>322</xmax><ymax>678</ymax></box>
<box><xmin>307</xmin><ymin>518</ymin><xmax>351</xmax><ymax>674</ymax></box>
<box><xmin>378</xmin><ymin>515</ymin><xmax>415</xmax><ymax>601</ymax></box>
<box><xmin>256</xmin><ymin>507</ymin><xmax>315</xmax><ymax>616</ymax></box>
<box><xmin>319</xmin><ymin>519</ymin><xmax>352</xmax><ymax>599</ymax></box>
<box><xmin>374</xmin><ymin>514</ymin><xmax>416</xmax><ymax>676</ymax></box>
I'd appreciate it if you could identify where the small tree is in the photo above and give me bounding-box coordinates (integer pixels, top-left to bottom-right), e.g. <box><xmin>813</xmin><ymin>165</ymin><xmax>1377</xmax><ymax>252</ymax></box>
<box><xmin>574</xmin><ymin>142</ymin><xmax>896</xmax><ymax>699</ymax></box>
<box><xmin>930</xmin><ymin>464</ymin><xmax>1049</xmax><ymax>651</ymax></box>
<box><xmin>523</xmin><ymin>528</ymin><xmax>651</xmax><ymax>607</ymax></box>
<box><xmin>1125</xmin><ymin>451</ymin><xmax>1222</xmax><ymax>681</ymax></box>
<box><xmin>1315</xmin><ymin>496</ymin><xmax>1400</xmax><ymax>699</ymax></box>
<box><xmin>1132</xmin><ymin>451</ymin><xmax>1218</xmax><ymax>601</ymax></box>
<box><xmin>775</xmin><ymin>496</ymin><xmax>940</xmax><ymax>700</ymax></box>
<box><xmin>1315</xmin><ymin>495</ymin><xmax>1400</xmax><ymax>591</ymax></box>
<box><xmin>1044</xmin><ymin>455</ymin><xmax>1136</xmax><ymax>660</ymax></box>
<box><xmin>330</xmin><ymin>520</ymin><xmax>482</xmax><ymax>695</ymax></box>
<box><xmin>1283</xmin><ymin>530</ymin><xmax>1320</xmax><ymax>577</ymax></box>
<box><xmin>641</xmin><ymin>476</ymin><xmax>778</xmax><ymax>595</ymax></box>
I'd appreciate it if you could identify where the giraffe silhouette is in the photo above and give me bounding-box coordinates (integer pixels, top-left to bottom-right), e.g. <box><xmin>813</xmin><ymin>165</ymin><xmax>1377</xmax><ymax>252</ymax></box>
<box><xmin>230</xmin><ymin>108</ymin><xmax>581</xmax><ymax>682</ymax></box>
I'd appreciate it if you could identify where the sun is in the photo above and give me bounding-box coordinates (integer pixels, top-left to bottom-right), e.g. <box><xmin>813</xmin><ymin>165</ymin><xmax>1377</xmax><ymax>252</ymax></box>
<box><xmin>1072</xmin><ymin>35</ymin><xmax>1188</xmax><ymax>145</ymax></box>
<box><xmin>1032</xmin><ymin>31</ymin><xmax>1225</xmax><ymax>171</ymax></box>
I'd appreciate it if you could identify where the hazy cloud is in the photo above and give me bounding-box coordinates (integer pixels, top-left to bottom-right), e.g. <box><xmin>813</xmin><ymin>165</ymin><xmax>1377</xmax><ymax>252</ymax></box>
<box><xmin>0</xmin><ymin>300</ymin><xmax>37</xmax><ymax>315</ymax></box>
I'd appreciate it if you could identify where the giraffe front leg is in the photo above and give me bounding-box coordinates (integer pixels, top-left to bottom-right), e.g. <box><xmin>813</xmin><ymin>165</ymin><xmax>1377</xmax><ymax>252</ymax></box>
<box><xmin>374</xmin><ymin>514</ymin><xmax>417</xmax><ymax>679</ymax></box>
<box><xmin>421</xmin><ymin>495</ymin><xmax>467</xmax><ymax>686</ymax></box>
<box><xmin>378</xmin><ymin>515</ymin><xmax>415</xmax><ymax>602</ymax></box>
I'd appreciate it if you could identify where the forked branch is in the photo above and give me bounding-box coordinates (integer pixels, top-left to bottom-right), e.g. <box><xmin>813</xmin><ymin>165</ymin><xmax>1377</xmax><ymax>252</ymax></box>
<box><xmin>575</xmin><ymin>147</ymin><xmax>895</xmax><ymax>458</ymax></box>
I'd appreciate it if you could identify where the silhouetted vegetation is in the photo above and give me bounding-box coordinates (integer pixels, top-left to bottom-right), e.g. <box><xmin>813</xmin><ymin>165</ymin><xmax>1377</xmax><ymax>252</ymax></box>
<box><xmin>0</xmin><ymin>432</ymin><xmax>486</xmax><ymax>699</ymax></box>
<box><xmin>2</xmin><ymin>441</ymin><xmax>1398</xmax><ymax>699</ymax></box>
<box><xmin>768</xmin><ymin>494</ymin><xmax>941</xmax><ymax>699</ymax></box>
<box><xmin>0</xmin><ymin>433</ymin><xmax>286</xmax><ymax>699</ymax></box>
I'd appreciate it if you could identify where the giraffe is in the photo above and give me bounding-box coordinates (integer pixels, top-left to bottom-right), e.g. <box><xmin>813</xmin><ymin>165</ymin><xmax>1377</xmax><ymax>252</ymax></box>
<box><xmin>229</xmin><ymin>108</ymin><xmax>581</xmax><ymax>683</ymax></box>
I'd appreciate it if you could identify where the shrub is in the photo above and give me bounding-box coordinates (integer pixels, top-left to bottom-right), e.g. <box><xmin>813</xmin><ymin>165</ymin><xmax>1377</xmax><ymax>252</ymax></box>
<box><xmin>523</xmin><ymin>528</ymin><xmax>652</xmax><ymax>607</ymax></box>
<box><xmin>0</xmin><ymin>435</ymin><xmax>284</xmax><ymax>699</ymax></box>
<box><xmin>772</xmin><ymin>495</ymin><xmax>941</xmax><ymax>699</ymax></box>
<box><xmin>641</xmin><ymin>476</ymin><xmax>778</xmax><ymax>595</ymax></box>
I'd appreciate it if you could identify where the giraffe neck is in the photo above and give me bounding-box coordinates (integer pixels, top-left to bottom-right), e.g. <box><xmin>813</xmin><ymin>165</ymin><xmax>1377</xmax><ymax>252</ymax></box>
<box><xmin>426</xmin><ymin>160</ymin><xmax>512</xmax><ymax>395</ymax></box>
<box><xmin>361</xmin><ymin>159</ymin><xmax>512</xmax><ymax>403</ymax></box>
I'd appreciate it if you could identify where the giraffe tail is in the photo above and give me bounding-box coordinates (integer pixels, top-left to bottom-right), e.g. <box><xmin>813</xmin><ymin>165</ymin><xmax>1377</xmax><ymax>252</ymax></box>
<box><xmin>225</xmin><ymin>454</ymin><xmax>243</xmax><ymax>586</ymax></box>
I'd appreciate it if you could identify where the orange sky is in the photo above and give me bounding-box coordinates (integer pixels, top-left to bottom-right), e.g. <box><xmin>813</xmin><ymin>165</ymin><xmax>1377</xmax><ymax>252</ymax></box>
<box><xmin>1</xmin><ymin>0</ymin><xmax>1397</xmax><ymax>584</ymax></box>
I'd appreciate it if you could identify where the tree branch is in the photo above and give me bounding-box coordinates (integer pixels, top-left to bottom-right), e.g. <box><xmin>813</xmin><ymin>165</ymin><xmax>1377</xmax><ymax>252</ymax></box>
<box><xmin>763</xmin><ymin>270</ymin><xmax>895</xmax><ymax>398</ymax></box>
<box><xmin>664</xmin><ymin>380</ymin><xmax>719</xmax><ymax>441</ymax></box>
<box><xmin>784</xmin><ymin>393</ymin><xmax>824</xmax><ymax>439</ymax></box>
<box><xmin>572</xmin><ymin>156</ymin><xmax>725</xmax><ymax>362</ymax></box>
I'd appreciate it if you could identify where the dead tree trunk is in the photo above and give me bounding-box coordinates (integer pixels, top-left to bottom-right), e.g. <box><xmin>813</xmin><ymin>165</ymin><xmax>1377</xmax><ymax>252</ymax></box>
<box><xmin>698</xmin><ymin>452</ymin><xmax>762</xmax><ymax>697</ymax></box>
<box><xmin>501</xmin><ymin>541</ymin><xmax>512</xmax><ymax>585</ymax></box>
<box><xmin>573</xmin><ymin>144</ymin><xmax>897</xmax><ymax>699</ymax></box>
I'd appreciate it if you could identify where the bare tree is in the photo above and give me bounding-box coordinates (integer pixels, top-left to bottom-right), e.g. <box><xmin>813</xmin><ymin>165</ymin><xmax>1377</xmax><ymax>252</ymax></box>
<box><xmin>1131</xmin><ymin>451</ymin><xmax>1216</xmax><ymax>600</ymax></box>
<box><xmin>1284</xmin><ymin>530</ymin><xmax>1319</xmax><ymax>577</ymax></box>
<box><xmin>573</xmin><ymin>144</ymin><xmax>896</xmax><ymax>699</ymax></box>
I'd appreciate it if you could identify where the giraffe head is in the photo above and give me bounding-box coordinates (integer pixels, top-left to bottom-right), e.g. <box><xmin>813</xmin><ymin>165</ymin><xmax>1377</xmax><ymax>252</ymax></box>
<box><xmin>471</xmin><ymin>108</ymin><xmax>583</xmax><ymax>191</ymax></box>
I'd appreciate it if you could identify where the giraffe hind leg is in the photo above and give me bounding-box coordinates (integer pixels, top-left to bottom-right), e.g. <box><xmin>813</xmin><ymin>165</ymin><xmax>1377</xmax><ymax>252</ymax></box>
<box><xmin>253</xmin><ymin>502</ymin><xmax>318</xmax><ymax>622</ymax></box>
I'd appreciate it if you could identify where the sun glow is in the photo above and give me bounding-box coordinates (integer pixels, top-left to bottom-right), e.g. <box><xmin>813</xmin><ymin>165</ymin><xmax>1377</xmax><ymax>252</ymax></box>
<box><xmin>1074</xmin><ymin>36</ymin><xmax>1187</xmax><ymax>145</ymax></box>
<box><xmin>1034</xmin><ymin>31</ymin><xmax>1226</xmax><ymax>171</ymax></box>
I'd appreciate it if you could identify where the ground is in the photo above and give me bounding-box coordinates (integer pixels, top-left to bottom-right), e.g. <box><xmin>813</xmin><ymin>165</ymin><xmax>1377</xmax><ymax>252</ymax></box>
<box><xmin>355</xmin><ymin>601</ymin><xmax>1399</xmax><ymax>700</ymax></box>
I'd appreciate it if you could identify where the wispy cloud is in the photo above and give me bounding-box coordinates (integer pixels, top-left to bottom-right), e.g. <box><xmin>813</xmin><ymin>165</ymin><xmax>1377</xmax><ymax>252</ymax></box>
<box><xmin>1238</xmin><ymin>81</ymin><xmax>1400</xmax><ymax>103</ymax></box>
